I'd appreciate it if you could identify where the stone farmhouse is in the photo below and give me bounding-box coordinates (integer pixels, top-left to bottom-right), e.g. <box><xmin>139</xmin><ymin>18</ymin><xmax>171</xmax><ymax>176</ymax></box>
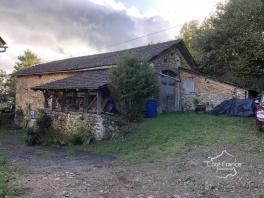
<box><xmin>14</xmin><ymin>39</ymin><xmax>248</xmax><ymax>139</ymax></box>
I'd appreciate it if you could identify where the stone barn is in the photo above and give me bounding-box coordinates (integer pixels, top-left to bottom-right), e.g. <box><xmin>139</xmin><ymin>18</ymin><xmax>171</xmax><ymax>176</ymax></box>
<box><xmin>14</xmin><ymin>39</ymin><xmax>248</xmax><ymax>139</ymax></box>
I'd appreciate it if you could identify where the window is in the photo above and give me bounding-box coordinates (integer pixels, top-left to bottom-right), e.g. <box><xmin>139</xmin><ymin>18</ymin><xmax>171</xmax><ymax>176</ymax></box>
<box><xmin>162</xmin><ymin>70</ymin><xmax>176</xmax><ymax>77</ymax></box>
<box><xmin>182</xmin><ymin>77</ymin><xmax>195</xmax><ymax>94</ymax></box>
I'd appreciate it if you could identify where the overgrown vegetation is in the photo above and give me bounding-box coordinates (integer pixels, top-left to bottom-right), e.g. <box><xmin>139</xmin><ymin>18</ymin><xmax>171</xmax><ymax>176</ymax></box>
<box><xmin>25</xmin><ymin>110</ymin><xmax>66</xmax><ymax>146</ymax></box>
<box><xmin>0</xmin><ymin>50</ymin><xmax>40</xmax><ymax>112</ymax></box>
<box><xmin>0</xmin><ymin>154</ymin><xmax>16</xmax><ymax>197</ymax></box>
<box><xmin>70</xmin><ymin>118</ymin><xmax>91</xmax><ymax>145</ymax></box>
<box><xmin>108</xmin><ymin>54</ymin><xmax>159</xmax><ymax>122</ymax></box>
<box><xmin>84</xmin><ymin>113</ymin><xmax>264</xmax><ymax>163</ymax></box>
<box><xmin>180</xmin><ymin>0</ymin><xmax>264</xmax><ymax>91</ymax></box>
<box><xmin>0</xmin><ymin>112</ymin><xmax>15</xmax><ymax>128</ymax></box>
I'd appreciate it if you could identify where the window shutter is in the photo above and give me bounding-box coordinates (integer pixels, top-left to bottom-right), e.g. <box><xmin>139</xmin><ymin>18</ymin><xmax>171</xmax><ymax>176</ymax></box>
<box><xmin>183</xmin><ymin>77</ymin><xmax>195</xmax><ymax>94</ymax></box>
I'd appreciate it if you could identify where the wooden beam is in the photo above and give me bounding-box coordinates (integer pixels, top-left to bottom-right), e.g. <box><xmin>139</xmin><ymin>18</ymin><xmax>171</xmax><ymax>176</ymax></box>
<box><xmin>87</xmin><ymin>95</ymin><xmax>97</xmax><ymax>112</ymax></box>
<box><xmin>83</xmin><ymin>90</ymin><xmax>89</xmax><ymax>113</ymax></box>
<box><xmin>61</xmin><ymin>91</ymin><xmax>66</xmax><ymax>112</ymax></box>
<box><xmin>51</xmin><ymin>92</ymin><xmax>56</xmax><ymax>111</ymax></box>
<box><xmin>71</xmin><ymin>90</ymin><xmax>77</xmax><ymax>112</ymax></box>
<box><xmin>43</xmin><ymin>91</ymin><xmax>49</xmax><ymax>109</ymax></box>
<box><xmin>101</xmin><ymin>97</ymin><xmax>108</xmax><ymax>112</ymax></box>
<box><xmin>96</xmin><ymin>90</ymin><xmax>101</xmax><ymax>114</ymax></box>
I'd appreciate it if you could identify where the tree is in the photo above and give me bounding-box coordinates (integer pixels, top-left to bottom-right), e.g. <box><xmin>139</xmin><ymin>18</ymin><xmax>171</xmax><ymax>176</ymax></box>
<box><xmin>14</xmin><ymin>50</ymin><xmax>41</xmax><ymax>72</ymax></box>
<box><xmin>180</xmin><ymin>0</ymin><xmax>264</xmax><ymax>91</ymax></box>
<box><xmin>0</xmin><ymin>69</ymin><xmax>14</xmax><ymax>110</ymax></box>
<box><xmin>180</xmin><ymin>20</ymin><xmax>200</xmax><ymax>50</ymax></box>
<box><xmin>108</xmin><ymin>54</ymin><xmax>159</xmax><ymax>121</ymax></box>
<box><xmin>0</xmin><ymin>50</ymin><xmax>41</xmax><ymax>110</ymax></box>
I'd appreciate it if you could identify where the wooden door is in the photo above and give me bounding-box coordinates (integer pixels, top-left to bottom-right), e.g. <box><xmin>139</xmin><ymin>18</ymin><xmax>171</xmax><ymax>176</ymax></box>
<box><xmin>161</xmin><ymin>70</ymin><xmax>179</xmax><ymax>112</ymax></box>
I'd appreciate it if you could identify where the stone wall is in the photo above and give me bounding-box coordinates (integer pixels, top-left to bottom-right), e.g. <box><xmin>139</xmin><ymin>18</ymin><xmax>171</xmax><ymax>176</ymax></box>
<box><xmin>16</xmin><ymin>72</ymin><xmax>77</xmax><ymax>111</ymax></box>
<box><xmin>45</xmin><ymin>110</ymin><xmax>118</xmax><ymax>140</ymax></box>
<box><xmin>152</xmin><ymin>46</ymin><xmax>191</xmax><ymax>69</ymax></box>
<box><xmin>180</xmin><ymin>70</ymin><xmax>248</xmax><ymax>111</ymax></box>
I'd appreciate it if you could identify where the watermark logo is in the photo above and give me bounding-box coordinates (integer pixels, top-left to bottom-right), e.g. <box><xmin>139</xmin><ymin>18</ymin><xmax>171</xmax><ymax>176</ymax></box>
<box><xmin>204</xmin><ymin>150</ymin><xmax>242</xmax><ymax>179</ymax></box>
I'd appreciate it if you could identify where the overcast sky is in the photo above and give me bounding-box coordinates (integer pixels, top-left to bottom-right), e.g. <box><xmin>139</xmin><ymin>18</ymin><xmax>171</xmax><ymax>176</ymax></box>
<box><xmin>0</xmin><ymin>0</ymin><xmax>226</xmax><ymax>73</ymax></box>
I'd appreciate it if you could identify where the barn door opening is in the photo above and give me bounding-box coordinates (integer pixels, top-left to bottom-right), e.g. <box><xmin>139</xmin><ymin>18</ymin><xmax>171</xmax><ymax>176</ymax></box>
<box><xmin>161</xmin><ymin>70</ymin><xmax>179</xmax><ymax>112</ymax></box>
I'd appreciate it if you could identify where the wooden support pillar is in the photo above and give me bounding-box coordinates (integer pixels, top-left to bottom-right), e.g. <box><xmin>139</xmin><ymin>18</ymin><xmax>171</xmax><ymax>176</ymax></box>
<box><xmin>71</xmin><ymin>90</ymin><xmax>77</xmax><ymax>112</ymax></box>
<box><xmin>61</xmin><ymin>90</ymin><xmax>66</xmax><ymax>112</ymax></box>
<box><xmin>84</xmin><ymin>90</ymin><xmax>89</xmax><ymax>113</ymax></box>
<box><xmin>51</xmin><ymin>91</ymin><xmax>57</xmax><ymax>111</ymax></box>
<box><xmin>43</xmin><ymin>90</ymin><xmax>49</xmax><ymax>109</ymax></box>
<box><xmin>96</xmin><ymin>90</ymin><xmax>101</xmax><ymax>114</ymax></box>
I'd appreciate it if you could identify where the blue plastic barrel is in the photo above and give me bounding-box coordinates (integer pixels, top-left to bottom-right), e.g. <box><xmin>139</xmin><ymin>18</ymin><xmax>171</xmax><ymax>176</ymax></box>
<box><xmin>147</xmin><ymin>99</ymin><xmax>157</xmax><ymax>118</ymax></box>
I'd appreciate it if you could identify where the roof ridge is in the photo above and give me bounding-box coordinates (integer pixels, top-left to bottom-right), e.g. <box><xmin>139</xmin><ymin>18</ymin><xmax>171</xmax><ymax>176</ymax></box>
<box><xmin>15</xmin><ymin>39</ymin><xmax>183</xmax><ymax>76</ymax></box>
<box><xmin>38</xmin><ymin>39</ymin><xmax>181</xmax><ymax>66</ymax></box>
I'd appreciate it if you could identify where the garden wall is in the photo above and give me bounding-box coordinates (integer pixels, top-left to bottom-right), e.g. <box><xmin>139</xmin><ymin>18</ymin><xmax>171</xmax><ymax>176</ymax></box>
<box><xmin>45</xmin><ymin>110</ymin><xmax>119</xmax><ymax>140</ymax></box>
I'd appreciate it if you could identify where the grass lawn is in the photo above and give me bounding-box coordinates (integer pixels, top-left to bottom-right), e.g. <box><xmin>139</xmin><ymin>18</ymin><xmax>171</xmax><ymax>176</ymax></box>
<box><xmin>0</xmin><ymin>128</ymin><xmax>25</xmax><ymax>140</ymax></box>
<box><xmin>0</xmin><ymin>128</ymin><xmax>23</xmax><ymax>197</ymax></box>
<box><xmin>0</xmin><ymin>154</ymin><xmax>16</xmax><ymax>197</ymax></box>
<box><xmin>0</xmin><ymin>113</ymin><xmax>263</xmax><ymax>164</ymax></box>
<box><xmin>83</xmin><ymin>112</ymin><xmax>264</xmax><ymax>163</ymax></box>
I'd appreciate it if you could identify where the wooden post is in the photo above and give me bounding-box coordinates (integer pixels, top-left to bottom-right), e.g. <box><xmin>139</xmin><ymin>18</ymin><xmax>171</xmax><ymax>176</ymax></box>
<box><xmin>61</xmin><ymin>90</ymin><xmax>66</xmax><ymax>112</ymax></box>
<box><xmin>43</xmin><ymin>90</ymin><xmax>49</xmax><ymax>109</ymax></box>
<box><xmin>71</xmin><ymin>90</ymin><xmax>77</xmax><ymax>112</ymax></box>
<box><xmin>84</xmin><ymin>90</ymin><xmax>89</xmax><ymax>113</ymax></box>
<box><xmin>51</xmin><ymin>91</ymin><xmax>56</xmax><ymax>111</ymax></box>
<box><xmin>96</xmin><ymin>90</ymin><xmax>101</xmax><ymax>114</ymax></box>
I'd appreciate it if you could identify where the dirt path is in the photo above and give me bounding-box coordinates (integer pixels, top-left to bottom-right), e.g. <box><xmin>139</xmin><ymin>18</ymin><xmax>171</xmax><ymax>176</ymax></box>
<box><xmin>1</xmin><ymin>136</ymin><xmax>264</xmax><ymax>198</ymax></box>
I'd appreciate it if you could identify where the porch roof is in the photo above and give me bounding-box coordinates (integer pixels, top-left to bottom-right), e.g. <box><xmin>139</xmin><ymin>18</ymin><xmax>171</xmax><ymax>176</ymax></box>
<box><xmin>32</xmin><ymin>70</ymin><xmax>109</xmax><ymax>91</ymax></box>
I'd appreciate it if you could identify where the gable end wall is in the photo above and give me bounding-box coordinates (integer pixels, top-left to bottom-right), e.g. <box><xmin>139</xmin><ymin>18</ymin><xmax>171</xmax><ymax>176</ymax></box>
<box><xmin>15</xmin><ymin>72</ymin><xmax>77</xmax><ymax>112</ymax></box>
<box><xmin>151</xmin><ymin>46</ymin><xmax>191</xmax><ymax>69</ymax></box>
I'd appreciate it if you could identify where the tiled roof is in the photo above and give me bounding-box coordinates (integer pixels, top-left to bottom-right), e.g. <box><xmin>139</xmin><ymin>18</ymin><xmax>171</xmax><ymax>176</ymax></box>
<box><xmin>32</xmin><ymin>70</ymin><xmax>108</xmax><ymax>90</ymax></box>
<box><xmin>16</xmin><ymin>39</ymin><xmax>195</xmax><ymax>76</ymax></box>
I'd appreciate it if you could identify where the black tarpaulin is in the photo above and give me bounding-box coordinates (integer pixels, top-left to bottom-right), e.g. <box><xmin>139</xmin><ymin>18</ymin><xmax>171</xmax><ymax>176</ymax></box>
<box><xmin>212</xmin><ymin>99</ymin><xmax>257</xmax><ymax>117</ymax></box>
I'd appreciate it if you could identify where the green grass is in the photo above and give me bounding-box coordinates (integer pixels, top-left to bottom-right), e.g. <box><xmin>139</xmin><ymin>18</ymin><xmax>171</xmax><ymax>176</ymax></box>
<box><xmin>0</xmin><ymin>154</ymin><xmax>16</xmax><ymax>197</ymax></box>
<box><xmin>0</xmin><ymin>128</ymin><xmax>25</xmax><ymax>140</ymax></box>
<box><xmin>82</xmin><ymin>112</ymin><xmax>264</xmax><ymax>163</ymax></box>
<box><xmin>1</xmin><ymin>113</ymin><xmax>263</xmax><ymax>165</ymax></box>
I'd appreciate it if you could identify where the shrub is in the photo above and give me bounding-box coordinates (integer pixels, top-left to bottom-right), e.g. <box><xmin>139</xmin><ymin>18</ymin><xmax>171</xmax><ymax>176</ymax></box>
<box><xmin>108</xmin><ymin>54</ymin><xmax>159</xmax><ymax>122</ymax></box>
<box><xmin>0</xmin><ymin>112</ymin><xmax>15</xmax><ymax>128</ymax></box>
<box><xmin>36</xmin><ymin>109</ymin><xmax>52</xmax><ymax>129</ymax></box>
<box><xmin>25</xmin><ymin>109</ymin><xmax>52</xmax><ymax>146</ymax></box>
<box><xmin>70</xmin><ymin>118</ymin><xmax>91</xmax><ymax>145</ymax></box>
<box><xmin>23</xmin><ymin>105</ymin><xmax>31</xmax><ymax>128</ymax></box>
<box><xmin>25</xmin><ymin>128</ymin><xmax>41</xmax><ymax>146</ymax></box>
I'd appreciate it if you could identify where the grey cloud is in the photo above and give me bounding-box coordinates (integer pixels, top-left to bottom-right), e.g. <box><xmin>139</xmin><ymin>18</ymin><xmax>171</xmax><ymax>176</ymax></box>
<box><xmin>0</xmin><ymin>0</ymin><xmax>170</xmax><ymax>71</ymax></box>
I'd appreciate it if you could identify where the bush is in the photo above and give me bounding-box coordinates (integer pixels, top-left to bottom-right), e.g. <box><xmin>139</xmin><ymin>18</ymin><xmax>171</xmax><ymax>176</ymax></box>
<box><xmin>25</xmin><ymin>128</ymin><xmax>41</xmax><ymax>146</ymax></box>
<box><xmin>108</xmin><ymin>54</ymin><xmax>159</xmax><ymax>122</ymax></box>
<box><xmin>25</xmin><ymin>109</ymin><xmax>52</xmax><ymax>146</ymax></box>
<box><xmin>70</xmin><ymin>118</ymin><xmax>91</xmax><ymax>145</ymax></box>
<box><xmin>0</xmin><ymin>112</ymin><xmax>15</xmax><ymax>128</ymax></box>
<box><xmin>36</xmin><ymin>109</ymin><xmax>52</xmax><ymax>129</ymax></box>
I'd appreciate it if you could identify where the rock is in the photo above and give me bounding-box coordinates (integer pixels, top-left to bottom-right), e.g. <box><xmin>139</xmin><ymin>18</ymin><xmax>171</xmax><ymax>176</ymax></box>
<box><xmin>189</xmin><ymin>160</ymin><xmax>199</xmax><ymax>166</ymax></box>
<box><xmin>63</xmin><ymin>191</ymin><xmax>71</xmax><ymax>197</ymax></box>
<box><xmin>172</xmin><ymin>194</ymin><xmax>182</xmax><ymax>198</ymax></box>
<box><xmin>205</xmin><ymin>181</ymin><xmax>210</xmax><ymax>191</ymax></box>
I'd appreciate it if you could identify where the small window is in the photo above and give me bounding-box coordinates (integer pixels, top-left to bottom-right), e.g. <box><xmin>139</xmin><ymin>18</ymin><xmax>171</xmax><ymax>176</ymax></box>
<box><xmin>182</xmin><ymin>77</ymin><xmax>195</xmax><ymax>94</ymax></box>
<box><xmin>162</xmin><ymin>70</ymin><xmax>176</xmax><ymax>77</ymax></box>
<box><xmin>163</xmin><ymin>58</ymin><xmax>168</xmax><ymax>63</ymax></box>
